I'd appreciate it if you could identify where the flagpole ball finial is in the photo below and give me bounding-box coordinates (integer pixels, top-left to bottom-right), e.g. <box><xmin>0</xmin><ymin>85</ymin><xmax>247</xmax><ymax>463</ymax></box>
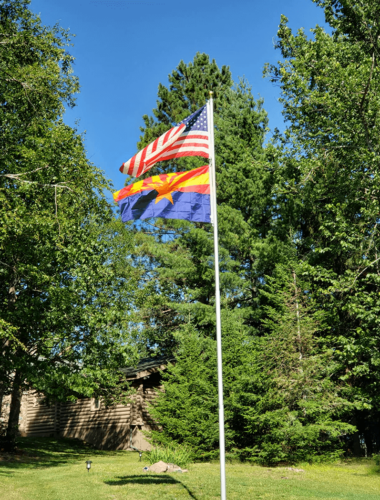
<box><xmin>209</xmin><ymin>91</ymin><xmax>213</xmax><ymax>98</ymax></box>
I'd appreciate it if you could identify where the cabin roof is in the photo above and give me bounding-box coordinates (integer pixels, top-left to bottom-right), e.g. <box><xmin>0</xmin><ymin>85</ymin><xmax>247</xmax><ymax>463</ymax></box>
<box><xmin>120</xmin><ymin>356</ymin><xmax>175</xmax><ymax>380</ymax></box>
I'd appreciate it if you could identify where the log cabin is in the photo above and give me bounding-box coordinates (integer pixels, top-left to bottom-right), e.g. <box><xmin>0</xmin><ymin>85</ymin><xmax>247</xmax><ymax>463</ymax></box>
<box><xmin>0</xmin><ymin>357</ymin><xmax>173</xmax><ymax>450</ymax></box>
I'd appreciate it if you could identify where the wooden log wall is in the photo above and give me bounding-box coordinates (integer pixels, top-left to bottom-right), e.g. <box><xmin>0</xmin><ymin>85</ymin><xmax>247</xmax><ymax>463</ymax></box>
<box><xmin>16</xmin><ymin>376</ymin><xmax>161</xmax><ymax>450</ymax></box>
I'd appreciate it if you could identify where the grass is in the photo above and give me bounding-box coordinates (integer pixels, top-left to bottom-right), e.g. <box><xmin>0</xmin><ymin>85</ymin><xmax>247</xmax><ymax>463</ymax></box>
<box><xmin>0</xmin><ymin>437</ymin><xmax>379</xmax><ymax>499</ymax></box>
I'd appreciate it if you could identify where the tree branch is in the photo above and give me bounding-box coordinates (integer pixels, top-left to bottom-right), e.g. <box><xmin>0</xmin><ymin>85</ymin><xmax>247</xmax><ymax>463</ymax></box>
<box><xmin>349</xmin><ymin>256</ymin><xmax>380</xmax><ymax>289</ymax></box>
<box><xmin>1</xmin><ymin>174</ymin><xmax>73</xmax><ymax>191</ymax></box>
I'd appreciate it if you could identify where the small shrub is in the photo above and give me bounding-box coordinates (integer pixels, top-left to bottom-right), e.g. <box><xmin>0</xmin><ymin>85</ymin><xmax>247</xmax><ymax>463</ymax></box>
<box><xmin>146</xmin><ymin>444</ymin><xmax>193</xmax><ymax>468</ymax></box>
<box><xmin>373</xmin><ymin>454</ymin><xmax>380</xmax><ymax>466</ymax></box>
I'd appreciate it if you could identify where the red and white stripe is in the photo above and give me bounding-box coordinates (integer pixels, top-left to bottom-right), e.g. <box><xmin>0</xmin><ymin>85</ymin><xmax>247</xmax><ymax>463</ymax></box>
<box><xmin>120</xmin><ymin>127</ymin><xmax>209</xmax><ymax>178</ymax></box>
<box><xmin>120</xmin><ymin>123</ymin><xmax>185</xmax><ymax>178</ymax></box>
<box><xmin>150</xmin><ymin>130</ymin><xmax>209</xmax><ymax>164</ymax></box>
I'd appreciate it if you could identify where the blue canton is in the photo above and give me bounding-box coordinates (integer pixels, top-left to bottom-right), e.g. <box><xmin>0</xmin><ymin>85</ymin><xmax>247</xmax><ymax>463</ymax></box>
<box><xmin>178</xmin><ymin>105</ymin><xmax>208</xmax><ymax>132</ymax></box>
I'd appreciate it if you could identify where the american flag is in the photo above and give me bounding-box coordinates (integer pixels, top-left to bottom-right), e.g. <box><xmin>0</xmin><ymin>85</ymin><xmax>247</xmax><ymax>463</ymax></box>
<box><xmin>120</xmin><ymin>105</ymin><xmax>209</xmax><ymax>178</ymax></box>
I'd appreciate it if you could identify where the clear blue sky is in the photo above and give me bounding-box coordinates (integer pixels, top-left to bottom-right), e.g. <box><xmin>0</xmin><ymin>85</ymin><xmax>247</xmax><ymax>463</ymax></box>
<box><xmin>30</xmin><ymin>0</ymin><xmax>328</xmax><ymax>198</ymax></box>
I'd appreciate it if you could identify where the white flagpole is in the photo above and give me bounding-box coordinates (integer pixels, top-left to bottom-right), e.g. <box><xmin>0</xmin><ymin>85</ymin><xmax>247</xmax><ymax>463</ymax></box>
<box><xmin>208</xmin><ymin>91</ymin><xmax>227</xmax><ymax>500</ymax></box>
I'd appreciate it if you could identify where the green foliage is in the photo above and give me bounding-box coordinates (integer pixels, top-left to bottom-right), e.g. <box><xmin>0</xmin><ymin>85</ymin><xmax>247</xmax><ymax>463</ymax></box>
<box><xmin>149</xmin><ymin>328</ymin><xmax>219</xmax><ymax>459</ymax></box>
<box><xmin>263</xmin><ymin>0</ymin><xmax>380</xmax><ymax>451</ymax></box>
<box><xmin>132</xmin><ymin>71</ymin><xmax>277</xmax><ymax>357</ymax></box>
<box><xmin>235</xmin><ymin>266</ymin><xmax>355</xmax><ymax>464</ymax></box>
<box><xmin>7</xmin><ymin>0</ymin><xmax>380</xmax><ymax>464</ymax></box>
<box><xmin>0</xmin><ymin>0</ymin><xmax>78</xmax><ymax>158</ymax></box>
<box><xmin>146</xmin><ymin>444</ymin><xmax>193</xmax><ymax>468</ymax></box>
<box><xmin>150</xmin><ymin>267</ymin><xmax>355</xmax><ymax>465</ymax></box>
<box><xmin>0</xmin><ymin>0</ymin><xmax>140</xmax><ymax>427</ymax></box>
<box><xmin>141</xmin><ymin>1</ymin><xmax>380</xmax><ymax>459</ymax></box>
<box><xmin>149</xmin><ymin>316</ymin><xmax>255</xmax><ymax>461</ymax></box>
<box><xmin>134</xmin><ymin>39</ymin><xmax>366</xmax><ymax>462</ymax></box>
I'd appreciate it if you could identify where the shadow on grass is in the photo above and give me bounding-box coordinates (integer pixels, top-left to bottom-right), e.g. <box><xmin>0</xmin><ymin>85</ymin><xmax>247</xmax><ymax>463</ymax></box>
<box><xmin>0</xmin><ymin>469</ymin><xmax>15</xmax><ymax>476</ymax></box>
<box><xmin>0</xmin><ymin>437</ymin><xmax>119</xmax><ymax>470</ymax></box>
<box><xmin>105</xmin><ymin>474</ymin><xmax>199</xmax><ymax>499</ymax></box>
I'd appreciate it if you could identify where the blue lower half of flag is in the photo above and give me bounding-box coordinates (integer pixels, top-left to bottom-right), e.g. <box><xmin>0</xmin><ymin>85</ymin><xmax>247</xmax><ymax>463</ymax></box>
<box><xmin>118</xmin><ymin>190</ymin><xmax>211</xmax><ymax>223</ymax></box>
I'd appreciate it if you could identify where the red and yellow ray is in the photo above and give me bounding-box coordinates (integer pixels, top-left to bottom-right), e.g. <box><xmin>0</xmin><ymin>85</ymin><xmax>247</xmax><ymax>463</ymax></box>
<box><xmin>113</xmin><ymin>166</ymin><xmax>210</xmax><ymax>205</ymax></box>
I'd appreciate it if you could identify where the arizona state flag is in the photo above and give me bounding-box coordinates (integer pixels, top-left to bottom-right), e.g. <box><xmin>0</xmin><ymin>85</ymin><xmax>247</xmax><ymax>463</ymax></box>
<box><xmin>113</xmin><ymin>166</ymin><xmax>211</xmax><ymax>223</ymax></box>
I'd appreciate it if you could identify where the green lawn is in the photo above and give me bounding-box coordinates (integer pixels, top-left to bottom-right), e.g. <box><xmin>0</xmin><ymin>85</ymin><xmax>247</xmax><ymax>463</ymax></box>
<box><xmin>0</xmin><ymin>438</ymin><xmax>379</xmax><ymax>499</ymax></box>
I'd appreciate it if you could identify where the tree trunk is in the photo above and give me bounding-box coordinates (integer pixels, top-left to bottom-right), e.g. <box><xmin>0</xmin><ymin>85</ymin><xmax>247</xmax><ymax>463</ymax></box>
<box><xmin>6</xmin><ymin>370</ymin><xmax>23</xmax><ymax>440</ymax></box>
<box><xmin>352</xmin><ymin>432</ymin><xmax>364</xmax><ymax>456</ymax></box>
<box><xmin>0</xmin><ymin>340</ymin><xmax>10</xmax><ymax>422</ymax></box>
<box><xmin>0</xmin><ymin>381</ymin><xmax>4</xmax><ymax>431</ymax></box>
<box><xmin>364</xmin><ymin>428</ymin><xmax>373</xmax><ymax>457</ymax></box>
<box><xmin>292</xmin><ymin>270</ymin><xmax>302</xmax><ymax>361</ymax></box>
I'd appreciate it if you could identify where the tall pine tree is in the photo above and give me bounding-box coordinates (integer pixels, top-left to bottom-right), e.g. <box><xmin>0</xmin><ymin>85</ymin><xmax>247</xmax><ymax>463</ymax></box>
<box><xmin>264</xmin><ymin>0</ymin><xmax>380</xmax><ymax>453</ymax></box>
<box><xmin>130</xmin><ymin>57</ymin><xmax>282</xmax><ymax>356</ymax></box>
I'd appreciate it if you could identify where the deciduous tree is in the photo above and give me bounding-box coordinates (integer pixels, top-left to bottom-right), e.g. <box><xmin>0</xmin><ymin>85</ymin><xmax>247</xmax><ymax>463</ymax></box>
<box><xmin>0</xmin><ymin>0</ymin><xmax>139</xmax><ymax>440</ymax></box>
